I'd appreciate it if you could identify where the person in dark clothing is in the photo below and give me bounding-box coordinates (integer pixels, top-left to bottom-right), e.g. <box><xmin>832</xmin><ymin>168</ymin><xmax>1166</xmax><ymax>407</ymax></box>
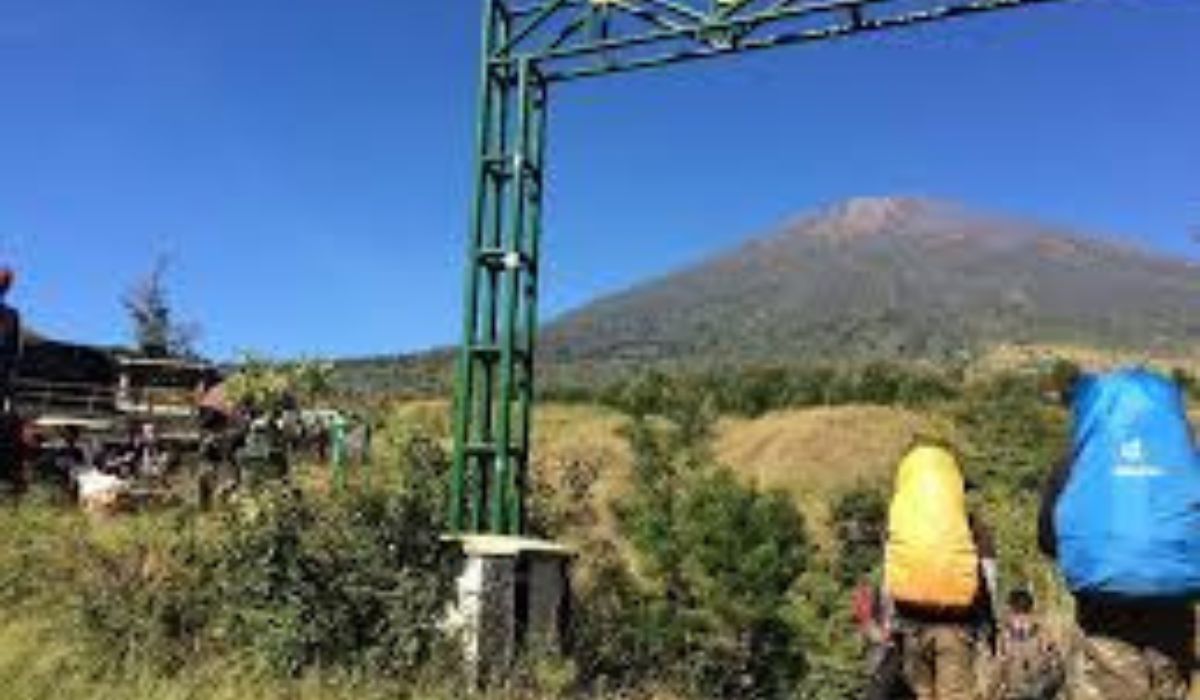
<box><xmin>1035</xmin><ymin>460</ymin><xmax>1068</xmax><ymax>561</ymax></box>
<box><xmin>0</xmin><ymin>267</ymin><xmax>20</xmax><ymax>408</ymax></box>
<box><xmin>0</xmin><ymin>267</ymin><xmax>22</xmax><ymax>490</ymax></box>
<box><xmin>197</xmin><ymin>408</ymin><xmax>243</xmax><ymax>507</ymax></box>
<box><xmin>58</xmin><ymin>425</ymin><xmax>87</xmax><ymax>468</ymax></box>
<box><xmin>0</xmin><ymin>411</ymin><xmax>27</xmax><ymax>495</ymax></box>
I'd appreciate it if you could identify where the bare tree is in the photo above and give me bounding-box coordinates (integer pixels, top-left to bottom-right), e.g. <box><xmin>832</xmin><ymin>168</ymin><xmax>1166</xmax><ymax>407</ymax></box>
<box><xmin>123</xmin><ymin>256</ymin><xmax>200</xmax><ymax>358</ymax></box>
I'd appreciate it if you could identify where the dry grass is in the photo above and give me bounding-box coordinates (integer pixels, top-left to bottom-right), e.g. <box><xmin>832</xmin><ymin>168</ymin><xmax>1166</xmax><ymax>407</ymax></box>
<box><xmin>526</xmin><ymin>402</ymin><xmax>947</xmax><ymax>545</ymax></box>
<box><xmin>534</xmin><ymin>403</ymin><xmax>949</xmax><ymax>501</ymax></box>
<box><xmin>714</xmin><ymin>405</ymin><xmax>954</xmax><ymax>496</ymax></box>
<box><xmin>976</xmin><ymin>342</ymin><xmax>1200</xmax><ymax>377</ymax></box>
<box><xmin>713</xmin><ymin>405</ymin><xmax>955</xmax><ymax>542</ymax></box>
<box><xmin>531</xmin><ymin>403</ymin><xmax>631</xmax><ymax>510</ymax></box>
<box><xmin>385</xmin><ymin>400</ymin><xmax>942</xmax><ymax>520</ymax></box>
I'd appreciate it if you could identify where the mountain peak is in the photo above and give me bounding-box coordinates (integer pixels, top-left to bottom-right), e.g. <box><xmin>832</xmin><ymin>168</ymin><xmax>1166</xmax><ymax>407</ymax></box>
<box><xmin>788</xmin><ymin>196</ymin><xmax>952</xmax><ymax>242</ymax></box>
<box><xmin>544</xmin><ymin>197</ymin><xmax>1200</xmax><ymax>365</ymax></box>
<box><xmin>833</xmin><ymin>195</ymin><xmax>936</xmax><ymax>222</ymax></box>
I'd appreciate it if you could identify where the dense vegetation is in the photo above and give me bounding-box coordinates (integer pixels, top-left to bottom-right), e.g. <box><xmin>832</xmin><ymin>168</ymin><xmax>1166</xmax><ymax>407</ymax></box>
<box><xmin>330</xmin><ymin>354</ymin><xmax>961</xmax><ymax>413</ymax></box>
<box><xmin>0</xmin><ymin>357</ymin><xmax>1177</xmax><ymax>699</ymax></box>
<box><xmin>546</xmin><ymin>362</ymin><xmax>962</xmax><ymax>417</ymax></box>
<box><xmin>0</xmin><ymin>451</ymin><xmax>463</xmax><ymax>699</ymax></box>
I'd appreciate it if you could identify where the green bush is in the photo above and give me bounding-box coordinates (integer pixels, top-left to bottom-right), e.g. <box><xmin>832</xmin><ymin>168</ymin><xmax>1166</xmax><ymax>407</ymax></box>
<box><xmin>956</xmin><ymin>371</ymin><xmax>1068</xmax><ymax>494</ymax></box>
<box><xmin>595</xmin><ymin>363</ymin><xmax>961</xmax><ymax>419</ymax></box>
<box><xmin>570</xmin><ymin>541</ymin><xmax>671</xmax><ymax>691</ymax></box>
<box><xmin>788</xmin><ymin>566</ymin><xmax>866</xmax><ymax>700</ymax></box>
<box><xmin>205</xmin><ymin>486</ymin><xmax>457</xmax><ymax>676</ymax></box>
<box><xmin>73</xmin><ymin>446</ymin><xmax>459</xmax><ymax>681</ymax></box>
<box><xmin>598</xmin><ymin>399</ymin><xmax>812</xmax><ymax>699</ymax></box>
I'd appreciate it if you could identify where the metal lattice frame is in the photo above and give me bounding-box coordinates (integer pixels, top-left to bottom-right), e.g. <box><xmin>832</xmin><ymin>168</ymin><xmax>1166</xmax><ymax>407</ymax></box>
<box><xmin>451</xmin><ymin>0</ymin><xmax>1073</xmax><ymax>534</ymax></box>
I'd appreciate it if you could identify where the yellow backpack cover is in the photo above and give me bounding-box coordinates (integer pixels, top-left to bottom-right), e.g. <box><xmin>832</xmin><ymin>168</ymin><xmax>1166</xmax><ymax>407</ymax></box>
<box><xmin>884</xmin><ymin>445</ymin><xmax>979</xmax><ymax>608</ymax></box>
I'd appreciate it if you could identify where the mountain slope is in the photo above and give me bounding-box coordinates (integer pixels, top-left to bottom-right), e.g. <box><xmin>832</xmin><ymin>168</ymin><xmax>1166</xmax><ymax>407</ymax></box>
<box><xmin>540</xmin><ymin>197</ymin><xmax>1200</xmax><ymax>367</ymax></box>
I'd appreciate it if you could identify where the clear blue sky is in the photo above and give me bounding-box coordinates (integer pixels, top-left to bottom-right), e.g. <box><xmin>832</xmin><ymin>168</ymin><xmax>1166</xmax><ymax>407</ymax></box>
<box><xmin>1</xmin><ymin>0</ymin><xmax>1197</xmax><ymax>359</ymax></box>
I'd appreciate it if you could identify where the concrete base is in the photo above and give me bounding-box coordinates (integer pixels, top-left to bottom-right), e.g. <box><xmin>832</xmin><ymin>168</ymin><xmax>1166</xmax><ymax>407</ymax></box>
<box><xmin>444</xmin><ymin>535</ymin><xmax>572</xmax><ymax>684</ymax></box>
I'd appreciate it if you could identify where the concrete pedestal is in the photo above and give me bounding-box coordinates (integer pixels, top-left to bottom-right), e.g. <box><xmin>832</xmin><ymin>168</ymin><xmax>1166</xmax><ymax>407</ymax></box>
<box><xmin>444</xmin><ymin>535</ymin><xmax>571</xmax><ymax>684</ymax></box>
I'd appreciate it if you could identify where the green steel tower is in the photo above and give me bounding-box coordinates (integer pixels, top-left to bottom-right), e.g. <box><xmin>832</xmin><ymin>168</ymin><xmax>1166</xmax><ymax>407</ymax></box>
<box><xmin>450</xmin><ymin>0</ymin><xmax>1077</xmax><ymax>535</ymax></box>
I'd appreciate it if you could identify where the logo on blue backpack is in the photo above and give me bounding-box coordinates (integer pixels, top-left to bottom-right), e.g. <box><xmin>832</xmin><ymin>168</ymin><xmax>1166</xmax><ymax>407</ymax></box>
<box><xmin>1055</xmin><ymin>368</ymin><xmax>1200</xmax><ymax>599</ymax></box>
<box><xmin>1113</xmin><ymin>438</ymin><xmax>1164</xmax><ymax>477</ymax></box>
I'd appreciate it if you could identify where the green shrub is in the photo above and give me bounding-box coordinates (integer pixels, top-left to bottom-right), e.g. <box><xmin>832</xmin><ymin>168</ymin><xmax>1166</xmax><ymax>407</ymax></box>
<box><xmin>570</xmin><ymin>541</ymin><xmax>669</xmax><ymax>691</ymax></box>
<box><xmin>73</xmin><ymin>444</ymin><xmax>459</xmax><ymax>681</ymax></box>
<box><xmin>206</xmin><ymin>486</ymin><xmax>456</xmax><ymax>676</ymax></box>
<box><xmin>596</xmin><ymin>363</ymin><xmax>961</xmax><ymax>419</ymax></box>
<box><xmin>956</xmin><ymin>372</ymin><xmax>1068</xmax><ymax>494</ymax></box>
<box><xmin>788</xmin><ymin>566</ymin><xmax>866</xmax><ymax>700</ymax></box>
<box><xmin>599</xmin><ymin>398</ymin><xmax>812</xmax><ymax>699</ymax></box>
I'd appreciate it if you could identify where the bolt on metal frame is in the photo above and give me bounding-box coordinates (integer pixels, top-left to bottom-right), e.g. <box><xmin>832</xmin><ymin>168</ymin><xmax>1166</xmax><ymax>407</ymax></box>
<box><xmin>451</xmin><ymin>0</ymin><xmax>1074</xmax><ymax>534</ymax></box>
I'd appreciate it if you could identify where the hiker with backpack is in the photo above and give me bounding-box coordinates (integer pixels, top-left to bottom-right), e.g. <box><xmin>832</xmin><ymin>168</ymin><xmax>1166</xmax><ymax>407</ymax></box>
<box><xmin>1039</xmin><ymin>367</ymin><xmax>1200</xmax><ymax>700</ymax></box>
<box><xmin>885</xmin><ymin>440</ymin><xmax>997</xmax><ymax>700</ymax></box>
<box><xmin>985</xmin><ymin>588</ymin><xmax>1064</xmax><ymax>700</ymax></box>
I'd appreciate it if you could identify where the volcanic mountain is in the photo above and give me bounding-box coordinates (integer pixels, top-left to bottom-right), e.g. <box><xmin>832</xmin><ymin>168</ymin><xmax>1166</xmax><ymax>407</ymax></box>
<box><xmin>539</xmin><ymin>197</ymin><xmax>1200</xmax><ymax>367</ymax></box>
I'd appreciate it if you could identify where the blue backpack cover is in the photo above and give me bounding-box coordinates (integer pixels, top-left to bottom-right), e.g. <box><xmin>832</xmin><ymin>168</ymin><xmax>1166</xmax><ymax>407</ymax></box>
<box><xmin>1055</xmin><ymin>368</ymin><xmax>1200</xmax><ymax>598</ymax></box>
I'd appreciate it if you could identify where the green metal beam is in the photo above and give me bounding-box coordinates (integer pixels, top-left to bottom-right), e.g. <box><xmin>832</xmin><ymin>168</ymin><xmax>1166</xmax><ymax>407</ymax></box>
<box><xmin>451</xmin><ymin>13</ymin><xmax>548</xmax><ymax>534</ymax></box>
<box><xmin>451</xmin><ymin>0</ymin><xmax>1081</xmax><ymax>534</ymax></box>
<box><xmin>496</xmin><ymin>0</ymin><xmax>1075</xmax><ymax>81</ymax></box>
<box><xmin>450</xmin><ymin>0</ymin><xmax>508</xmax><ymax>533</ymax></box>
<box><xmin>551</xmin><ymin>0</ymin><xmax>1074</xmax><ymax>81</ymax></box>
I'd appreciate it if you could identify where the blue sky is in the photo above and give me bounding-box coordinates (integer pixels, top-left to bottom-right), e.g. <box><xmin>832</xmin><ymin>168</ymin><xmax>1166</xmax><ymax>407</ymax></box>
<box><xmin>1</xmin><ymin>0</ymin><xmax>1197</xmax><ymax>359</ymax></box>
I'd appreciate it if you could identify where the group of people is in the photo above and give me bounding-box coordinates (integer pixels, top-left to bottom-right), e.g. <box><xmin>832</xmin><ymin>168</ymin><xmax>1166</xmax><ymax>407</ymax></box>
<box><xmin>38</xmin><ymin>421</ymin><xmax>171</xmax><ymax>510</ymax></box>
<box><xmin>0</xmin><ymin>263</ymin><xmax>374</xmax><ymax>505</ymax></box>
<box><xmin>195</xmin><ymin>404</ymin><xmax>374</xmax><ymax>504</ymax></box>
<box><xmin>45</xmin><ymin>421</ymin><xmax>168</xmax><ymax>482</ymax></box>
<box><xmin>857</xmin><ymin>367</ymin><xmax>1200</xmax><ymax>699</ymax></box>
